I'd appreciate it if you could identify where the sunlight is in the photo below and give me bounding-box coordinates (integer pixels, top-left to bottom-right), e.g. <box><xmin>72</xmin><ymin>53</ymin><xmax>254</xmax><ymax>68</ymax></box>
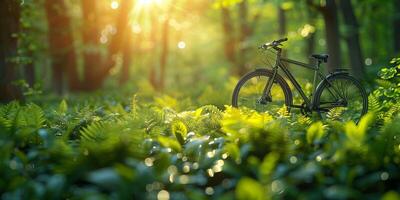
<box><xmin>110</xmin><ymin>1</ymin><xmax>119</xmax><ymax>9</ymax></box>
<box><xmin>137</xmin><ymin>0</ymin><xmax>164</xmax><ymax>7</ymax></box>
<box><xmin>177</xmin><ymin>41</ymin><xmax>186</xmax><ymax>49</ymax></box>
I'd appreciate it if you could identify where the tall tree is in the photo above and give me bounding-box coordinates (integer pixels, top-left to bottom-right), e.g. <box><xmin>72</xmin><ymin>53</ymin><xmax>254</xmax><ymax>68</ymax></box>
<box><xmin>159</xmin><ymin>9</ymin><xmax>171</xmax><ymax>91</ymax></box>
<box><xmin>339</xmin><ymin>0</ymin><xmax>364</xmax><ymax>78</ymax></box>
<box><xmin>394</xmin><ymin>0</ymin><xmax>400</xmax><ymax>54</ymax></box>
<box><xmin>119</xmin><ymin>31</ymin><xmax>134</xmax><ymax>85</ymax></box>
<box><xmin>308</xmin><ymin>0</ymin><xmax>341</xmax><ymax>72</ymax></box>
<box><xmin>219</xmin><ymin>0</ymin><xmax>261</xmax><ymax>76</ymax></box>
<box><xmin>0</xmin><ymin>0</ymin><xmax>22</xmax><ymax>102</ymax></box>
<box><xmin>101</xmin><ymin>0</ymin><xmax>134</xmax><ymax>78</ymax></box>
<box><xmin>221</xmin><ymin>7</ymin><xmax>236</xmax><ymax>68</ymax></box>
<box><xmin>278</xmin><ymin>5</ymin><xmax>287</xmax><ymax>57</ymax></box>
<box><xmin>45</xmin><ymin>0</ymin><xmax>80</xmax><ymax>93</ymax></box>
<box><xmin>305</xmin><ymin>6</ymin><xmax>317</xmax><ymax>64</ymax></box>
<box><xmin>237</xmin><ymin>0</ymin><xmax>252</xmax><ymax>76</ymax></box>
<box><xmin>81</xmin><ymin>0</ymin><xmax>102</xmax><ymax>90</ymax></box>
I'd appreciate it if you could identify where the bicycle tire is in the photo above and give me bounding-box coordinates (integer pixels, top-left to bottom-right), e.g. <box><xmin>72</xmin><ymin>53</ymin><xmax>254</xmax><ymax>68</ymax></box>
<box><xmin>314</xmin><ymin>73</ymin><xmax>368</xmax><ymax>122</ymax></box>
<box><xmin>232</xmin><ymin>69</ymin><xmax>293</xmax><ymax>112</ymax></box>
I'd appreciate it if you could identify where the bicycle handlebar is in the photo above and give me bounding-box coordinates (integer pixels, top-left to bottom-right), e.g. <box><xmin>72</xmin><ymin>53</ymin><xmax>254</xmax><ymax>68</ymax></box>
<box><xmin>259</xmin><ymin>38</ymin><xmax>288</xmax><ymax>50</ymax></box>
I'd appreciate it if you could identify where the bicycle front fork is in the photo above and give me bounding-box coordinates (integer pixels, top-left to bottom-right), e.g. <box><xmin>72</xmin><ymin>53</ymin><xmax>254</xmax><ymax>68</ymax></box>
<box><xmin>259</xmin><ymin>68</ymin><xmax>278</xmax><ymax>104</ymax></box>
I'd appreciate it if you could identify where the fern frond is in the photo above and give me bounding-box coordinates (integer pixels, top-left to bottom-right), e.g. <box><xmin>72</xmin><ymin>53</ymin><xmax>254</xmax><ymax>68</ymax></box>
<box><xmin>368</xmin><ymin>94</ymin><xmax>382</xmax><ymax>113</ymax></box>
<box><xmin>297</xmin><ymin>115</ymin><xmax>312</xmax><ymax>126</ymax></box>
<box><xmin>375</xmin><ymin>79</ymin><xmax>396</xmax><ymax>88</ymax></box>
<box><xmin>326</xmin><ymin>107</ymin><xmax>346</xmax><ymax>121</ymax></box>
<box><xmin>131</xmin><ymin>94</ymin><xmax>139</xmax><ymax>119</ymax></box>
<box><xmin>80</xmin><ymin>121</ymin><xmax>108</xmax><ymax>142</ymax></box>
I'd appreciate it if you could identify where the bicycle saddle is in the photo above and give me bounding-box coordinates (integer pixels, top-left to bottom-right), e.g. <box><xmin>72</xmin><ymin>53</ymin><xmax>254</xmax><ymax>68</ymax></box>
<box><xmin>311</xmin><ymin>54</ymin><xmax>329</xmax><ymax>63</ymax></box>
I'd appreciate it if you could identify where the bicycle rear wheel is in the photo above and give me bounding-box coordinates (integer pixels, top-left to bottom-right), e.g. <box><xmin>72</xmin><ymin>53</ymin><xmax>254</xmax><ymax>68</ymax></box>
<box><xmin>232</xmin><ymin>69</ymin><xmax>292</xmax><ymax>113</ymax></box>
<box><xmin>314</xmin><ymin>74</ymin><xmax>368</xmax><ymax>122</ymax></box>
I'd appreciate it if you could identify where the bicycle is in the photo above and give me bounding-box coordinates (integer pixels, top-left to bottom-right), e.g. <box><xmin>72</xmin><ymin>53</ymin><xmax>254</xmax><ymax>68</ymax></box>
<box><xmin>232</xmin><ymin>38</ymin><xmax>368</xmax><ymax>122</ymax></box>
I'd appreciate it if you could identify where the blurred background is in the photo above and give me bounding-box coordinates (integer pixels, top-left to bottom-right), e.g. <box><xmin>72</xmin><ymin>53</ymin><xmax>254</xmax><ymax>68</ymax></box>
<box><xmin>1</xmin><ymin>0</ymin><xmax>399</xmax><ymax>106</ymax></box>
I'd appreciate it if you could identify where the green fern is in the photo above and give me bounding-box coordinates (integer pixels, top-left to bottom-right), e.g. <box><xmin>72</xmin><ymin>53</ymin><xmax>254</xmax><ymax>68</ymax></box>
<box><xmin>368</xmin><ymin>94</ymin><xmax>382</xmax><ymax>113</ymax></box>
<box><xmin>326</xmin><ymin>107</ymin><xmax>346</xmax><ymax>121</ymax></box>
<box><xmin>80</xmin><ymin>121</ymin><xmax>108</xmax><ymax>142</ymax></box>
<box><xmin>297</xmin><ymin>115</ymin><xmax>312</xmax><ymax>126</ymax></box>
<box><xmin>376</xmin><ymin>79</ymin><xmax>396</xmax><ymax>88</ymax></box>
<box><xmin>130</xmin><ymin>94</ymin><xmax>139</xmax><ymax>119</ymax></box>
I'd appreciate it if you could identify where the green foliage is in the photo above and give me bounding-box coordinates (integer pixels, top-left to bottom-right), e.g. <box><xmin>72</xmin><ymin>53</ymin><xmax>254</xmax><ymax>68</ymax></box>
<box><xmin>2</xmin><ymin>72</ymin><xmax>400</xmax><ymax>199</ymax></box>
<box><xmin>236</xmin><ymin>177</ymin><xmax>266</xmax><ymax>200</ymax></box>
<box><xmin>306</xmin><ymin>121</ymin><xmax>325</xmax><ymax>144</ymax></box>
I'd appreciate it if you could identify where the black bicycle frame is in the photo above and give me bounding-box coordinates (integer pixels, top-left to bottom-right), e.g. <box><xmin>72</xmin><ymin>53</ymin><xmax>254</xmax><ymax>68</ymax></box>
<box><xmin>263</xmin><ymin>50</ymin><xmax>328</xmax><ymax>110</ymax></box>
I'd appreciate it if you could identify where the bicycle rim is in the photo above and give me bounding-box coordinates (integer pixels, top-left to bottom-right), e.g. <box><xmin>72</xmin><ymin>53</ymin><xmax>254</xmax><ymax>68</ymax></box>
<box><xmin>315</xmin><ymin>75</ymin><xmax>368</xmax><ymax>122</ymax></box>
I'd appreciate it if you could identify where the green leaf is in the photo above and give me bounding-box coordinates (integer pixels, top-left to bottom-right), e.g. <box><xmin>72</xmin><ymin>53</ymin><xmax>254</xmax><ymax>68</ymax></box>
<box><xmin>345</xmin><ymin>113</ymin><xmax>374</xmax><ymax>145</ymax></box>
<box><xmin>378</xmin><ymin>67</ymin><xmax>397</xmax><ymax>80</ymax></box>
<box><xmin>236</xmin><ymin>177</ymin><xmax>266</xmax><ymax>200</ymax></box>
<box><xmin>259</xmin><ymin>152</ymin><xmax>279</xmax><ymax>182</ymax></box>
<box><xmin>58</xmin><ymin>99</ymin><xmax>68</xmax><ymax>114</ymax></box>
<box><xmin>171</xmin><ymin>121</ymin><xmax>187</xmax><ymax>145</ymax></box>
<box><xmin>382</xmin><ymin>191</ymin><xmax>400</xmax><ymax>200</ymax></box>
<box><xmin>158</xmin><ymin>136</ymin><xmax>182</xmax><ymax>152</ymax></box>
<box><xmin>306</xmin><ymin>121</ymin><xmax>325</xmax><ymax>144</ymax></box>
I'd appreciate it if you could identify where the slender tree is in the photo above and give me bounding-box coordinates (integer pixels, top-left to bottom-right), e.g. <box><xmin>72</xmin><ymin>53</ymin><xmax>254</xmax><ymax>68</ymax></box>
<box><xmin>102</xmin><ymin>0</ymin><xmax>134</xmax><ymax>77</ymax></box>
<box><xmin>237</xmin><ymin>0</ymin><xmax>252</xmax><ymax>76</ymax></box>
<box><xmin>81</xmin><ymin>0</ymin><xmax>102</xmax><ymax>90</ymax></box>
<box><xmin>45</xmin><ymin>0</ymin><xmax>80</xmax><ymax>93</ymax></box>
<box><xmin>308</xmin><ymin>0</ymin><xmax>341</xmax><ymax>72</ymax></box>
<box><xmin>305</xmin><ymin>6</ymin><xmax>317</xmax><ymax>64</ymax></box>
<box><xmin>0</xmin><ymin>0</ymin><xmax>22</xmax><ymax>102</ymax></box>
<box><xmin>278</xmin><ymin>5</ymin><xmax>287</xmax><ymax>57</ymax></box>
<box><xmin>221</xmin><ymin>7</ymin><xmax>236</xmax><ymax>67</ymax></box>
<box><xmin>339</xmin><ymin>0</ymin><xmax>364</xmax><ymax>78</ymax></box>
<box><xmin>159</xmin><ymin>9</ymin><xmax>171</xmax><ymax>91</ymax></box>
<box><xmin>119</xmin><ymin>31</ymin><xmax>134</xmax><ymax>85</ymax></box>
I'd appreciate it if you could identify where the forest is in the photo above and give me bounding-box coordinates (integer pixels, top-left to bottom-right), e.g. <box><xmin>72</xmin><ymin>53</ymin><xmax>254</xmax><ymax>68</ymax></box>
<box><xmin>1</xmin><ymin>0</ymin><xmax>400</xmax><ymax>199</ymax></box>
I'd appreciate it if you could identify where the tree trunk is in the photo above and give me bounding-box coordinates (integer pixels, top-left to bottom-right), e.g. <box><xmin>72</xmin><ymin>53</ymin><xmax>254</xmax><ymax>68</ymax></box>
<box><xmin>119</xmin><ymin>32</ymin><xmax>133</xmax><ymax>85</ymax></box>
<box><xmin>24</xmin><ymin>61</ymin><xmax>35</xmax><ymax>86</ymax></box>
<box><xmin>321</xmin><ymin>0</ymin><xmax>341</xmax><ymax>72</ymax></box>
<box><xmin>306</xmin><ymin>7</ymin><xmax>317</xmax><ymax>64</ymax></box>
<box><xmin>45</xmin><ymin>0</ymin><xmax>80</xmax><ymax>93</ymax></box>
<box><xmin>81</xmin><ymin>0</ymin><xmax>102</xmax><ymax>90</ymax></box>
<box><xmin>0</xmin><ymin>0</ymin><xmax>22</xmax><ymax>103</ymax></box>
<box><xmin>339</xmin><ymin>0</ymin><xmax>364</xmax><ymax>79</ymax></box>
<box><xmin>237</xmin><ymin>0</ymin><xmax>251</xmax><ymax>76</ymax></box>
<box><xmin>221</xmin><ymin>8</ymin><xmax>236</xmax><ymax>66</ymax></box>
<box><xmin>278</xmin><ymin>6</ymin><xmax>287</xmax><ymax>57</ymax></box>
<box><xmin>394</xmin><ymin>0</ymin><xmax>400</xmax><ymax>54</ymax></box>
<box><xmin>149</xmin><ymin>7</ymin><xmax>159</xmax><ymax>89</ymax></box>
<box><xmin>159</xmin><ymin>10</ymin><xmax>171</xmax><ymax>91</ymax></box>
<box><xmin>102</xmin><ymin>0</ymin><xmax>134</xmax><ymax>76</ymax></box>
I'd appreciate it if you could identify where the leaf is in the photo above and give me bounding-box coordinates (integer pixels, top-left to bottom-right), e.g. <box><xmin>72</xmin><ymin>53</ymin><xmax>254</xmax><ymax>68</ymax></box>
<box><xmin>58</xmin><ymin>99</ymin><xmax>68</xmax><ymax>114</ymax></box>
<box><xmin>236</xmin><ymin>177</ymin><xmax>266</xmax><ymax>200</ymax></box>
<box><xmin>20</xmin><ymin>103</ymin><xmax>45</xmax><ymax>129</ymax></box>
<box><xmin>259</xmin><ymin>152</ymin><xmax>279</xmax><ymax>182</ymax></box>
<box><xmin>345</xmin><ymin>113</ymin><xmax>374</xmax><ymax>145</ymax></box>
<box><xmin>158</xmin><ymin>136</ymin><xmax>182</xmax><ymax>152</ymax></box>
<box><xmin>306</xmin><ymin>121</ymin><xmax>325</xmax><ymax>144</ymax></box>
<box><xmin>80</xmin><ymin>121</ymin><xmax>108</xmax><ymax>142</ymax></box>
<box><xmin>131</xmin><ymin>94</ymin><xmax>138</xmax><ymax>119</ymax></box>
<box><xmin>224</xmin><ymin>143</ymin><xmax>241</xmax><ymax>163</ymax></box>
<box><xmin>171</xmin><ymin>121</ymin><xmax>187</xmax><ymax>145</ymax></box>
<box><xmin>368</xmin><ymin>94</ymin><xmax>382</xmax><ymax>113</ymax></box>
<box><xmin>382</xmin><ymin>191</ymin><xmax>400</xmax><ymax>200</ymax></box>
<box><xmin>378</xmin><ymin>67</ymin><xmax>397</xmax><ymax>80</ymax></box>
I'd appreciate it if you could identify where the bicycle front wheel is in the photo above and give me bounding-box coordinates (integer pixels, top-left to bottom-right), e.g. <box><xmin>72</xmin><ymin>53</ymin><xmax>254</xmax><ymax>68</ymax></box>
<box><xmin>314</xmin><ymin>74</ymin><xmax>368</xmax><ymax>123</ymax></box>
<box><xmin>232</xmin><ymin>69</ymin><xmax>292</xmax><ymax>113</ymax></box>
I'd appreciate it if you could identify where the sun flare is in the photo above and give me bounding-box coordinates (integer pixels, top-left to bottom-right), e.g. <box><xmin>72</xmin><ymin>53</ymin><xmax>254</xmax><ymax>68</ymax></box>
<box><xmin>137</xmin><ymin>0</ymin><xmax>164</xmax><ymax>7</ymax></box>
